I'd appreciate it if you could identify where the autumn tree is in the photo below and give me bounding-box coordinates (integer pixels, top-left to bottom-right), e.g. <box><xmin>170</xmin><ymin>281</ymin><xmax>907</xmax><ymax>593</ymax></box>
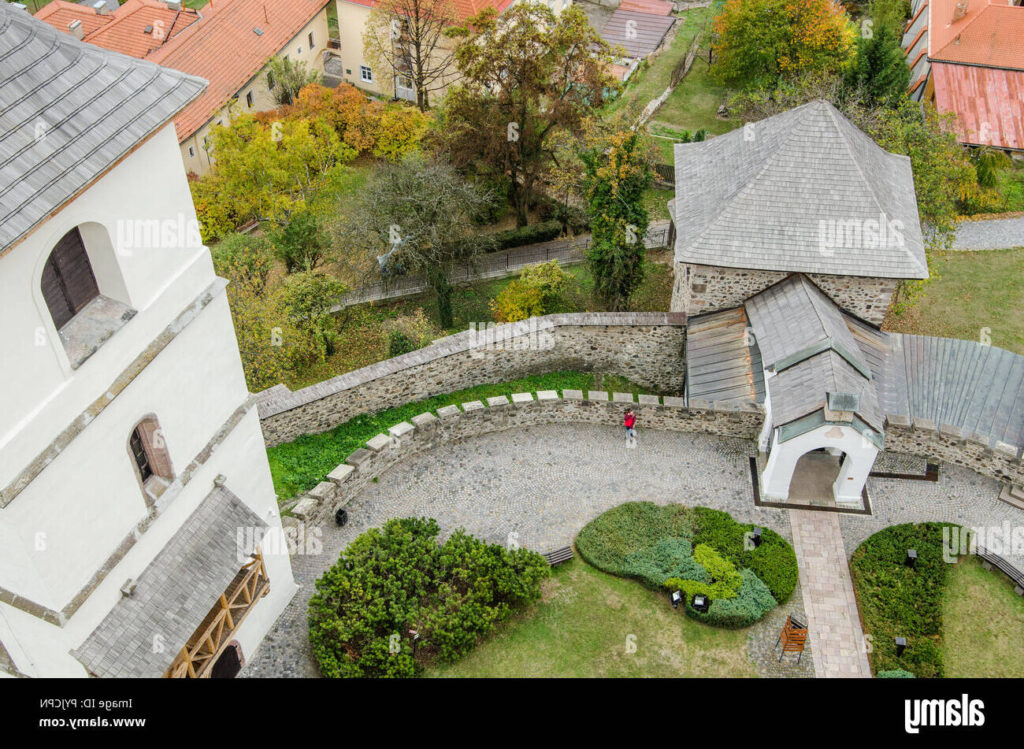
<box><xmin>711</xmin><ymin>0</ymin><xmax>856</xmax><ymax>88</ymax></box>
<box><xmin>363</xmin><ymin>0</ymin><xmax>459</xmax><ymax>111</ymax></box>
<box><xmin>267</xmin><ymin>57</ymin><xmax>322</xmax><ymax>105</ymax></box>
<box><xmin>336</xmin><ymin>155</ymin><xmax>496</xmax><ymax>328</ymax></box>
<box><xmin>440</xmin><ymin>3</ymin><xmax>616</xmax><ymax>227</ymax></box>
<box><xmin>192</xmin><ymin>113</ymin><xmax>355</xmax><ymax>239</ymax></box>
<box><xmin>583</xmin><ymin>130</ymin><xmax>654</xmax><ymax>311</ymax></box>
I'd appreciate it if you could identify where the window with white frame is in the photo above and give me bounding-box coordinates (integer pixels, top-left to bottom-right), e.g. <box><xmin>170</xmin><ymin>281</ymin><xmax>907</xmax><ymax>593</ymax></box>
<box><xmin>360</xmin><ymin>65</ymin><xmax>373</xmax><ymax>82</ymax></box>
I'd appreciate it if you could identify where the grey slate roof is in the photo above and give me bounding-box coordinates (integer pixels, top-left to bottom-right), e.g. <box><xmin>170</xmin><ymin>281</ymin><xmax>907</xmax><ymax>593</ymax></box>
<box><xmin>880</xmin><ymin>334</ymin><xmax>1024</xmax><ymax>456</ymax></box>
<box><xmin>685</xmin><ymin>306</ymin><xmax>765</xmax><ymax>406</ymax></box>
<box><xmin>744</xmin><ymin>275</ymin><xmax>883</xmax><ymax>433</ymax></box>
<box><xmin>600</xmin><ymin>10</ymin><xmax>676</xmax><ymax>58</ymax></box>
<box><xmin>672</xmin><ymin>100</ymin><xmax>928</xmax><ymax>279</ymax></box>
<box><xmin>72</xmin><ymin>486</ymin><xmax>265</xmax><ymax>678</ymax></box>
<box><xmin>0</xmin><ymin>3</ymin><xmax>207</xmax><ymax>254</ymax></box>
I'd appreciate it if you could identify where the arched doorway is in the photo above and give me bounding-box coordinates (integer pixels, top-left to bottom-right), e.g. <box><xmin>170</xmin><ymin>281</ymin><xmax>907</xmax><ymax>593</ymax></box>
<box><xmin>210</xmin><ymin>643</ymin><xmax>243</xmax><ymax>679</ymax></box>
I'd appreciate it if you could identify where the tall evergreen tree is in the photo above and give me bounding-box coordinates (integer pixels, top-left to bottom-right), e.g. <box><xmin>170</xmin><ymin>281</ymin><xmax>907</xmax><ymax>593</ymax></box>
<box><xmin>583</xmin><ymin>131</ymin><xmax>654</xmax><ymax>312</ymax></box>
<box><xmin>847</xmin><ymin>21</ymin><xmax>910</xmax><ymax>105</ymax></box>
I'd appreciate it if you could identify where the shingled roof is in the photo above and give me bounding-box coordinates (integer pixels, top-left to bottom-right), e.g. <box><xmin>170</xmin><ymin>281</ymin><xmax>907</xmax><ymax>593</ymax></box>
<box><xmin>745</xmin><ymin>276</ymin><xmax>884</xmax><ymax>440</ymax></box>
<box><xmin>0</xmin><ymin>3</ymin><xmax>207</xmax><ymax>254</ymax></box>
<box><xmin>672</xmin><ymin>100</ymin><xmax>927</xmax><ymax>279</ymax></box>
<box><xmin>72</xmin><ymin>485</ymin><xmax>265</xmax><ymax>678</ymax></box>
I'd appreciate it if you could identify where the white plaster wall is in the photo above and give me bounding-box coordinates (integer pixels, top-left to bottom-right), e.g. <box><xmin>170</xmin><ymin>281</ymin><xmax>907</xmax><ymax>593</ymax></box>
<box><xmin>761</xmin><ymin>423</ymin><xmax>878</xmax><ymax>504</ymax></box>
<box><xmin>0</xmin><ymin>123</ymin><xmax>210</xmax><ymax>478</ymax></box>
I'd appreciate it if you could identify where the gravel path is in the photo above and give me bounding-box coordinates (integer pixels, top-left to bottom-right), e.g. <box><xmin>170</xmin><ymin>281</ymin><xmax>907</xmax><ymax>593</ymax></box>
<box><xmin>951</xmin><ymin>217</ymin><xmax>1024</xmax><ymax>250</ymax></box>
<box><xmin>241</xmin><ymin>424</ymin><xmax>1021</xmax><ymax>678</ymax></box>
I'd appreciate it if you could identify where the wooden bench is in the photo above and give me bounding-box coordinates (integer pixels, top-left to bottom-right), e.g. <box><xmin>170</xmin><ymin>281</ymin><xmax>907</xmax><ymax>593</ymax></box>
<box><xmin>775</xmin><ymin>615</ymin><xmax>808</xmax><ymax>663</ymax></box>
<box><xmin>542</xmin><ymin>546</ymin><xmax>574</xmax><ymax>566</ymax></box>
<box><xmin>976</xmin><ymin>546</ymin><xmax>1024</xmax><ymax>595</ymax></box>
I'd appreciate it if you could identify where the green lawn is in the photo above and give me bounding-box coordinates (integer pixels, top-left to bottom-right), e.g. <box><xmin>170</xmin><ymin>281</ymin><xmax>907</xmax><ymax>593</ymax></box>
<box><xmin>883</xmin><ymin>248</ymin><xmax>1024</xmax><ymax>355</ymax></box>
<box><xmin>604</xmin><ymin>5</ymin><xmax>719</xmax><ymax>120</ymax></box>
<box><xmin>427</xmin><ymin>559</ymin><xmax>758</xmax><ymax>678</ymax></box>
<box><xmin>654</xmin><ymin>56</ymin><xmax>738</xmax><ymax>137</ymax></box>
<box><xmin>942</xmin><ymin>556</ymin><xmax>1024</xmax><ymax>678</ymax></box>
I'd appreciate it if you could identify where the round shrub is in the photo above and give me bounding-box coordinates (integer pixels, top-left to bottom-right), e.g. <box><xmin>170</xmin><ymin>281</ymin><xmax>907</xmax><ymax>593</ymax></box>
<box><xmin>308</xmin><ymin>517</ymin><xmax>549</xmax><ymax>677</ymax></box>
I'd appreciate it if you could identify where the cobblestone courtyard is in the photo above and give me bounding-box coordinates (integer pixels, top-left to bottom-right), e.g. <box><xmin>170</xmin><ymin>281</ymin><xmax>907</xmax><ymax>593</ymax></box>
<box><xmin>243</xmin><ymin>424</ymin><xmax>1019</xmax><ymax>678</ymax></box>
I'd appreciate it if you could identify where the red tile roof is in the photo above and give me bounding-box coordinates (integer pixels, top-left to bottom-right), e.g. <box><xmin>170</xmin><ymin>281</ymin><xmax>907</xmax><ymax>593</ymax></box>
<box><xmin>932</xmin><ymin>61</ymin><xmax>1024</xmax><ymax>150</ymax></box>
<box><xmin>337</xmin><ymin>0</ymin><xmax>516</xmax><ymax>23</ymax></box>
<box><xmin>36</xmin><ymin>0</ymin><xmax>330</xmax><ymax>142</ymax></box>
<box><xmin>928</xmin><ymin>0</ymin><xmax>1024</xmax><ymax>69</ymax></box>
<box><xmin>618</xmin><ymin>0</ymin><xmax>675</xmax><ymax>15</ymax></box>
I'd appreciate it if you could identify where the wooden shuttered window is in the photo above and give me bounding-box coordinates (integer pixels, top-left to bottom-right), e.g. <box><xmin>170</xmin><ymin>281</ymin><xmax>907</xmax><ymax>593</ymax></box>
<box><xmin>41</xmin><ymin>227</ymin><xmax>100</xmax><ymax>330</ymax></box>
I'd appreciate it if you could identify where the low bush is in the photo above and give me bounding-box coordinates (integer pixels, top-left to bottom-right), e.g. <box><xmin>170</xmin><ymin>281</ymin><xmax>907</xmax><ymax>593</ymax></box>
<box><xmin>489</xmin><ymin>220</ymin><xmax>563</xmax><ymax>250</ymax></box>
<box><xmin>685</xmin><ymin>569</ymin><xmax>778</xmax><ymax>629</ymax></box>
<box><xmin>691</xmin><ymin>507</ymin><xmax>799</xmax><ymax>604</ymax></box>
<box><xmin>877</xmin><ymin>669</ymin><xmax>916</xmax><ymax>679</ymax></box>
<box><xmin>576</xmin><ymin>502</ymin><xmax>796</xmax><ymax>628</ymax></box>
<box><xmin>308</xmin><ymin>517</ymin><xmax>549</xmax><ymax>678</ymax></box>
<box><xmin>849</xmin><ymin>522</ymin><xmax>964</xmax><ymax>677</ymax></box>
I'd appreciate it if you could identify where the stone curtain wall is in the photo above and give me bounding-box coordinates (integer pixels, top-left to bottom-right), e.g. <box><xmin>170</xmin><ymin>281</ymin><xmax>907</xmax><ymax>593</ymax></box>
<box><xmin>288</xmin><ymin>390</ymin><xmax>764</xmax><ymax>526</ymax></box>
<box><xmin>884</xmin><ymin>415</ymin><xmax>1024</xmax><ymax>487</ymax></box>
<box><xmin>670</xmin><ymin>263</ymin><xmax>899</xmax><ymax>325</ymax></box>
<box><xmin>258</xmin><ymin>313</ymin><xmax>686</xmax><ymax>446</ymax></box>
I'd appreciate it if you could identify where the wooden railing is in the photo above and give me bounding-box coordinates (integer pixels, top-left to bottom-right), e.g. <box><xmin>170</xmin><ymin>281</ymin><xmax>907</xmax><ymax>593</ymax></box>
<box><xmin>166</xmin><ymin>551</ymin><xmax>269</xmax><ymax>678</ymax></box>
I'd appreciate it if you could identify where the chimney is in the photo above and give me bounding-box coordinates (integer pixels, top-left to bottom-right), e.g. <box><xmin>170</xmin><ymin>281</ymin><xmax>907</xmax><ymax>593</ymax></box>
<box><xmin>68</xmin><ymin>19</ymin><xmax>84</xmax><ymax>40</ymax></box>
<box><xmin>952</xmin><ymin>0</ymin><xmax>968</xmax><ymax>21</ymax></box>
<box><xmin>166</xmin><ymin>0</ymin><xmax>182</xmax><ymax>10</ymax></box>
<box><xmin>9</xmin><ymin>2</ymin><xmax>28</xmax><ymax>10</ymax></box>
<box><xmin>92</xmin><ymin>0</ymin><xmax>111</xmax><ymax>15</ymax></box>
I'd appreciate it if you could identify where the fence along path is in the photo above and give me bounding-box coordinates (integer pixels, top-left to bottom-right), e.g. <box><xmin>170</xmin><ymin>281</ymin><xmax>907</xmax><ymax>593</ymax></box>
<box><xmin>331</xmin><ymin>221</ymin><xmax>672</xmax><ymax>310</ymax></box>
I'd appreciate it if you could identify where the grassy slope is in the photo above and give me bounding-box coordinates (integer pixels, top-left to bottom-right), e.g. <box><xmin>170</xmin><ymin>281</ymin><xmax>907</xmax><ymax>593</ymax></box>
<box><xmin>942</xmin><ymin>556</ymin><xmax>1024</xmax><ymax>678</ymax></box>
<box><xmin>883</xmin><ymin>249</ymin><xmax>1024</xmax><ymax>356</ymax></box>
<box><xmin>428</xmin><ymin>559</ymin><xmax>757</xmax><ymax>678</ymax></box>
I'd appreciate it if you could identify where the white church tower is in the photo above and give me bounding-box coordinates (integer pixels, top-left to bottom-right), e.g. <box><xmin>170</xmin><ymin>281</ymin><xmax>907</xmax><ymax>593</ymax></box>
<box><xmin>0</xmin><ymin>4</ymin><xmax>296</xmax><ymax>678</ymax></box>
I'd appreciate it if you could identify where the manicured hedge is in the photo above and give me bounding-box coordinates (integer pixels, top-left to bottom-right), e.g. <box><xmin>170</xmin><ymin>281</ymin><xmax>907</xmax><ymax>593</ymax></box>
<box><xmin>849</xmin><ymin>522</ymin><xmax>965</xmax><ymax>678</ymax></box>
<box><xmin>490</xmin><ymin>220</ymin><xmax>563</xmax><ymax>250</ymax></box>
<box><xmin>576</xmin><ymin>502</ymin><xmax>796</xmax><ymax>628</ymax></box>
<box><xmin>691</xmin><ymin>507</ymin><xmax>799</xmax><ymax>604</ymax></box>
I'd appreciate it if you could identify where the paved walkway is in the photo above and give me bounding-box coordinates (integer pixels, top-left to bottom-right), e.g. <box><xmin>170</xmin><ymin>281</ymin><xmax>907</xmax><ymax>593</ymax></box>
<box><xmin>951</xmin><ymin>216</ymin><xmax>1024</xmax><ymax>250</ymax></box>
<box><xmin>789</xmin><ymin>510</ymin><xmax>872</xmax><ymax>678</ymax></box>
<box><xmin>242</xmin><ymin>424</ymin><xmax>1019</xmax><ymax>678</ymax></box>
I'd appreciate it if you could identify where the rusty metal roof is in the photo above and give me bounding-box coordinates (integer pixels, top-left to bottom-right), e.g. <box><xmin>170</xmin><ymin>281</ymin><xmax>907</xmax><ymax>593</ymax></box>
<box><xmin>932</xmin><ymin>62</ymin><xmax>1024</xmax><ymax>150</ymax></box>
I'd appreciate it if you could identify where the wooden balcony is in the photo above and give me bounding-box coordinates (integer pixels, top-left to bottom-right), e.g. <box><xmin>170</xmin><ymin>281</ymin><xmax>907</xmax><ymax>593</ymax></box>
<box><xmin>166</xmin><ymin>551</ymin><xmax>269</xmax><ymax>678</ymax></box>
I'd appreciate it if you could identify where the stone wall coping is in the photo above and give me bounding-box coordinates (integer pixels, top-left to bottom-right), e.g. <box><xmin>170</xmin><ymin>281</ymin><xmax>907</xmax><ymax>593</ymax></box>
<box><xmin>885</xmin><ymin>413</ymin><xmax>911</xmax><ymax>428</ymax></box>
<box><xmin>345</xmin><ymin>448</ymin><xmax>373</xmax><ymax>467</ymax></box>
<box><xmin>913</xmin><ymin>417</ymin><xmax>937</xmax><ymax>432</ymax></box>
<box><xmin>486</xmin><ymin>395</ymin><xmax>511</xmax><ymax>408</ymax></box>
<box><xmin>389</xmin><ymin>421</ymin><xmax>415</xmax><ymax>438</ymax></box>
<box><xmin>612</xmin><ymin>392</ymin><xmax>635</xmax><ymax>403</ymax></box>
<box><xmin>537</xmin><ymin>390</ymin><xmax>559</xmax><ymax>401</ymax></box>
<box><xmin>309</xmin><ymin>482</ymin><xmax>335</xmax><ymax>499</ymax></box>
<box><xmin>588</xmin><ymin>390</ymin><xmax>609</xmax><ymax>402</ymax></box>
<box><xmin>563</xmin><ymin>389</ymin><xmax>584</xmax><ymax>400</ymax></box>
<box><xmin>327</xmin><ymin>464</ymin><xmax>355</xmax><ymax>484</ymax></box>
<box><xmin>511</xmin><ymin>392</ymin><xmax>534</xmax><ymax>404</ymax></box>
<box><xmin>638</xmin><ymin>394</ymin><xmax>661</xmax><ymax>405</ymax></box>
<box><xmin>939</xmin><ymin>423</ymin><xmax>963</xmax><ymax>439</ymax></box>
<box><xmin>437</xmin><ymin>405</ymin><xmax>461</xmax><ymax>418</ymax></box>
<box><xmin>664</xmin><ymin>396</ymin><xmax>687</xmax><ymax>408</ymax></box>
<box><xmin>366</xmin><ymin>434</ymin><xmax>392</xmax><ymax>452</ymax></box>
<box><xmin>462</xmin><ymin>400</ymin><xmax>485</xmax><ymax>412</ymax></box>
<box><xmin>995</xmin><ymin>441</ymin><xmax>1019</xmax><ymax>458</ymax></box>
<box><xmin>411</xmin><ymin>412</ymin><xmax>437</xmax><ymax>428</ymax></box>
<box><xmin>256</xmin><ymin>312</ymin><xmax>686</xmax><ymax>418</ymax></box>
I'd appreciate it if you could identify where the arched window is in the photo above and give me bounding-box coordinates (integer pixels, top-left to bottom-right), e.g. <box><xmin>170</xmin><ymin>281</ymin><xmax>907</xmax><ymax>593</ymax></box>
<box><xmin>40</xmin><ymin>227</ymin><xmax>100</xmax><ymax>330</ymax></box>
<box><xmin>128</xmin><ymin>417</ymin><xmax>174</xmax><ymax>493</ymax></box>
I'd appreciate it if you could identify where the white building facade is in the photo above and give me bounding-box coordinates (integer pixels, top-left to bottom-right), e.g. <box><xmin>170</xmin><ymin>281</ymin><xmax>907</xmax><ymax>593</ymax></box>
<box><xmin>0</xmin><ymin>5</ymin><xmax>296</xmax><ymax>678</ymax></box>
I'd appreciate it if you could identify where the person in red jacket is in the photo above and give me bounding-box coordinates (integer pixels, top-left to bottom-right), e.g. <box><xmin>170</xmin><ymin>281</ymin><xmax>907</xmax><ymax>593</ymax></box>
<box><xmin>624</xmin><ymin>408</ymin><xmax>637</xmax><ymax>444</ymax></box>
